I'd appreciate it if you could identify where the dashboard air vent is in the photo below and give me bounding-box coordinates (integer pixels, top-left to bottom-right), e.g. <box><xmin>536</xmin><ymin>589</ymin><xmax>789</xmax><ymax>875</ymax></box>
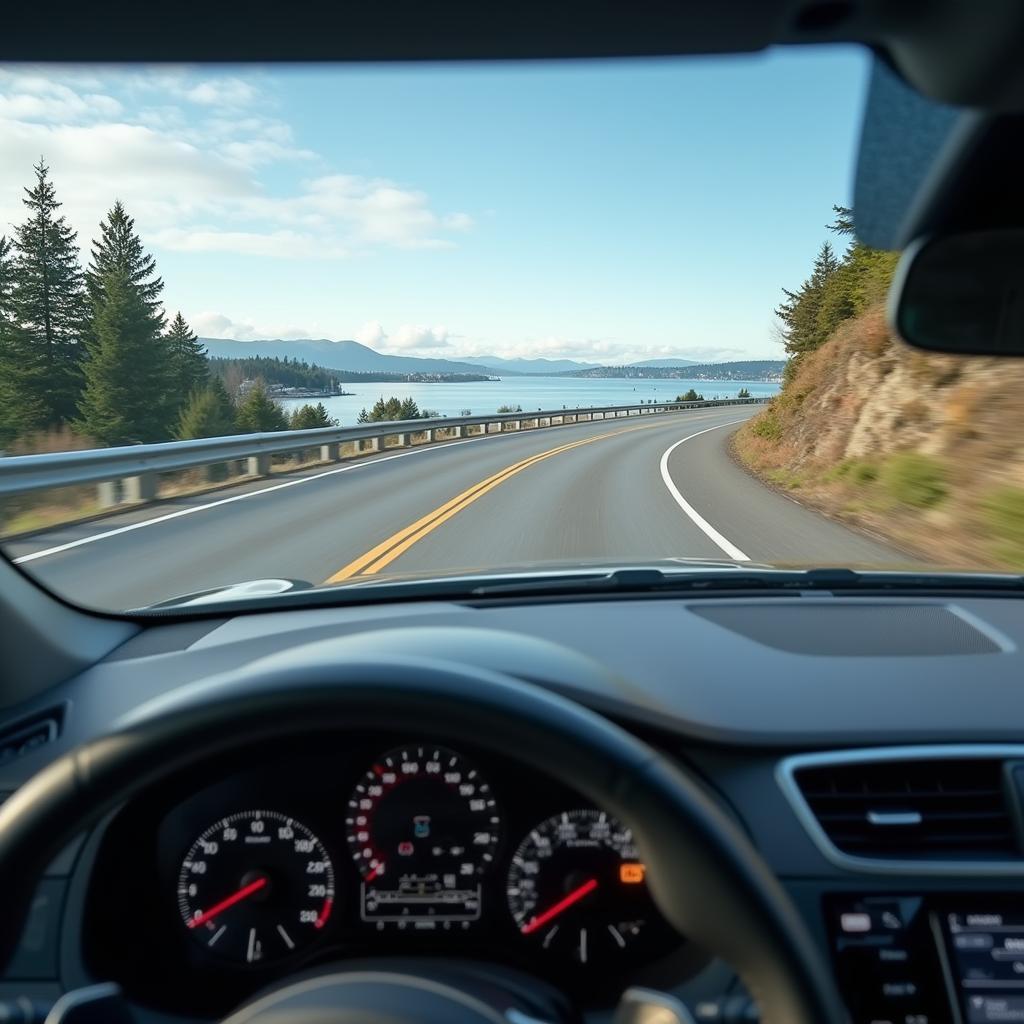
<box><xmin>794</xmin><ymin>758</ymin><xmax>1018</xmax><ymax>859</ymax></box>
<box><xmin>0</xmin><ymin>708</ymin><xmax>62</xmax><ymax>765</ymax></box>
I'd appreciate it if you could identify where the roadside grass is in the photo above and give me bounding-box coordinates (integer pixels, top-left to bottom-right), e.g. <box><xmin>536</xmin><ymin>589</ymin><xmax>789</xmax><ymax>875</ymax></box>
<box><xmin>826</xmin><ymin>458</ymin><xmax>879</xmax><ymax>485</ymax></box>
<box><xmin>878</xmin><ymin>453</ymin><xmax>948</xmax><ymax>509</ymax></box>
<box><xmin>982</xmin><ymin>487</ymin><xmax>1024</xmax><ymax>569</ymax></box>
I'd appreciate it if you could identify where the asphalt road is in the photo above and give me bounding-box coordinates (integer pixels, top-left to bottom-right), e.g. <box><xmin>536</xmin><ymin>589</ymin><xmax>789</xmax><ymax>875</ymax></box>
<box><xmin>5</xmin><ymin>406</ymin><xmax>912</xmax><ymax>610</ymax></box>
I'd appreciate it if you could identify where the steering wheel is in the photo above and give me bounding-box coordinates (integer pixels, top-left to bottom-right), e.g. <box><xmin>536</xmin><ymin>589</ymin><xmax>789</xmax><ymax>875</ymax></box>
<box><xmin>0</xmin><ymin>638</ymin><xmax>846</xmax><ymax>1023</ymax></box>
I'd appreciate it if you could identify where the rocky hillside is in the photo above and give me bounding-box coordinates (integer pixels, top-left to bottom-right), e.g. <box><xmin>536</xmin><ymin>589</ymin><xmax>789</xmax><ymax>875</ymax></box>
<box><xmin>734</xmin><ymin>304</ymin><xmax>1024</xmax><ymax>571</ymax></box>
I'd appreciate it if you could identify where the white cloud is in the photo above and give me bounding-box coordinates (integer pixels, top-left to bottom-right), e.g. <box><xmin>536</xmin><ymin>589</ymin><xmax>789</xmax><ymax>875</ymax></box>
<box><xmin>190</xmin><ymin>311</ymin><xmax>314</xmax><ymax>341</ymax></box>
<box><xmin>355</xmin><ymin>321</ymin><xmax>388</xmax><ymax>347</ymax></box>
<box><xmin>221</xmin><ymin>138</ymin><xmax>317</xmax><ymax>167</ymax></box>
<box><xmin>0</xmin><ymin>72</ymin><xmax>123</xmax><ymax>123</ymax></box>
<box><xmin>184</xmin><ymin>78</ymin><xmax>259</xmax><ymax>108</ymax></box>
<box><xmin>151</xmin><ymin>227</ymin><xmax>347</xmax><ymax>260</ymax></box>
<box><xmin>0</xmin><ymin>72</ymin><xmax>473</xmax><ymax>261</ymax></box>
<box><xmin>387</xmin><ymin>324</ymin><xmax>451</xmax><ymax>350</ymax></box>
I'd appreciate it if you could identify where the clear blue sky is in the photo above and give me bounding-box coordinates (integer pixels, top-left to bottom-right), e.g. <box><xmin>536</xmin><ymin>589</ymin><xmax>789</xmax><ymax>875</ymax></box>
<box><xmin>0</xmin><ymin>48</ymin><xmax>869</xmax><ymax>362</ymax></box>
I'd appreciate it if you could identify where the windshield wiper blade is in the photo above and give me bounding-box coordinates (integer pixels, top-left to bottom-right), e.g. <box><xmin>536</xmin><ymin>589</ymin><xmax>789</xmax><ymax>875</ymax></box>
<box><xmin>470</xmin><ymin>568</ymin><xmax>806</xmax><ymax>595</ymax></box>
<box><xmin>469</xmin><ymin>566</ymin><xmax>1024</xmax><ymax>597</ymax></box>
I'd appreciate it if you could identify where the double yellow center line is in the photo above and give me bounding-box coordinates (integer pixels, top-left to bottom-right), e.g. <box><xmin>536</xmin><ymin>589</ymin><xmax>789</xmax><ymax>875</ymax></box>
<box><xmin>323</xmin><ymin>415</ymin><xmax>707</xmax><ymax>583</ymax></box>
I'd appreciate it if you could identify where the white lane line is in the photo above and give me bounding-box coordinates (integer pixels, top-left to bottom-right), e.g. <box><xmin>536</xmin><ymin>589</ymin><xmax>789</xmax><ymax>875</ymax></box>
<box><xmin>15</xmin><ymin>410</ymin><xmax>728</xmax><ymax>565</ymax></box>
<box><xmin>659</xmin><ymin>420</ymin><xmax>751</xmax><ymax>562</ymax></box>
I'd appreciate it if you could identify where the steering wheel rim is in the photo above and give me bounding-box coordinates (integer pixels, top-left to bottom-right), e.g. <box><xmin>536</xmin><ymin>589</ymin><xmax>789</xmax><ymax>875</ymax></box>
<box><xmin>0</xmin><ymin>639</ymin><xmax>845</xmax><ymax>1023</ymax></box>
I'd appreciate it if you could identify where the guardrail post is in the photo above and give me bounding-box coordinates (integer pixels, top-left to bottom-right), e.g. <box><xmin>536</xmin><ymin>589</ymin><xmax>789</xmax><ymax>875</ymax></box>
<box><xmin>122</xmin><ymin>472</ymin><xmax>157</xmax><ymax>502</ymax></box>
<box><xmin>320</xmin><ymin>442</ymin><xmax>340</xmax><ymax>462</ymax></box>
<box><xmin>450</xmin><ymin>425</ymin><xmax>463</xmax><ymax>438</ymax></box>
<box><xmin>392</xmin><ymin>433</ymin><xmax>408</xmax><ymax>448</ymax></box>
<box><xmin>247</xmin><ymin>454</ymin><xmax>271</xmax><ymax>477</ymax></box>
<box><xmin>97</xmin><ymin>480</ymin><xmax>119</xmax><ymax>508</ymax></box>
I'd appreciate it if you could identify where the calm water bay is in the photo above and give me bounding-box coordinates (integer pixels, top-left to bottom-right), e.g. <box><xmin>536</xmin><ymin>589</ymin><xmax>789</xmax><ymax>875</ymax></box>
<box><xmin>279</xmin><ymin>375</ymin><xmax>780</xmax><ymax>425</ymax></box>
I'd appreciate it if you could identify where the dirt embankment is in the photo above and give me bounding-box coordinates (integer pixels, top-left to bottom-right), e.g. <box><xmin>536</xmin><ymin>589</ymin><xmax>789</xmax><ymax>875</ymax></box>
<box><xmin>733</xmin><ymin>304</ymin><xmax>1024</xmax><ymax>571</ymax></box>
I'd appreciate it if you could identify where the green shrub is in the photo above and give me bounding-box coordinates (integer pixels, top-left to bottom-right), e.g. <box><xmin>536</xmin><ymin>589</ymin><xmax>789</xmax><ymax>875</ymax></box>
<box><xmin>982</xmin><ymin>487</ymin><xmax>1024</xmax><ymax>567</ymax></box>
<box><xmin>833</xmin><ymin>458</ymin><xmax>879</xmax><ymax>484</ymax></box>
<box><xmin>880</xmin><ymin>453</ymin><xmax>947</xmax><ymax>508</ymax></box>
<box><xmin>750</xmin><ymin>408</ymin><xmax>782</xmax><ymax>442</ymax></box>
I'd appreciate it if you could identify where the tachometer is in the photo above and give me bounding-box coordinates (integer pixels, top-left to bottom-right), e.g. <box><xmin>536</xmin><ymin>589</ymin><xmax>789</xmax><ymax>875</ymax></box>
<box><xmin>345</xmin><ymin>745</ymin><xmax>501</xmax><ymax>929</ymax></box>
<box><xmin>507</xmin><ymin>809</ymin><xmax>652</xmax><ymax>965</ymax></box>
<box><xmin>177</xmin><ymin>809</ymin><xmax>335</xmax><ymax>964</ymax></box>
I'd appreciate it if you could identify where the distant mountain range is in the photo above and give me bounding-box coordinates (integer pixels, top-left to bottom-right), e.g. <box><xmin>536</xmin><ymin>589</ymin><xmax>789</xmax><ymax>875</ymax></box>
<box><xmin>628</xmin><ymin>358</ymin><xmax>698</xmax><ymax>367</ymax></box>
<box><xmin>199</xmin><ymin>337</ymin><xmax>501</xmax><ymax>376</ymax></box>
<box><xmin>458</xmin><ymin>355</ymin><xmax>604</xmax><ymax>373</ymax></box>
<box><xmin>199</xmin><ymin>337</ymin><xmax>763</xmax><ymax>378</ymax></box>
<box><xmin>564</xmin><ymin>360</ymin><xmax>785</xmax><ymax>381</ymax></box>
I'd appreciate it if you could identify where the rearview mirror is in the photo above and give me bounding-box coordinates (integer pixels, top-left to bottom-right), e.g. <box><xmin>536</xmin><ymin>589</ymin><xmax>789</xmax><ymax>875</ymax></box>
<box><xmin>889</xmin><ymin>229</ymin><xmax>1024</xmax><ymax>356</ymax></box>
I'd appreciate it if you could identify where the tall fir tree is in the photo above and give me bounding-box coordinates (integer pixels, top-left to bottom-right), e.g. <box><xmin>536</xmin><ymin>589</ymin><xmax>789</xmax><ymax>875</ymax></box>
<box><xmin>86</xmin><ymin>200</ymin><xmax>164</xmax><ymax>319</ymax></box>
<box><xmin>0</xmin><ymin>235</ymin><xmax>27</xmax><ymax>446</ymax></box>
<box><xmin>82</xmin><ymin>201</ymin><xmax>175</xmax><ymax>438</ymax></box>
<box><xmin>76</xmin><ymin>269</ymin><xmax>173</xmax><ymax>445</ymax></box>
<box><xmin>9</xmin><ymin>159</ymin><xmax>89</xmax><ymax>427</ymax></box>
<box><xmin>165</xmin><ymin>311</ymin><xmax>208</xmax><ymax>410</ymax></box>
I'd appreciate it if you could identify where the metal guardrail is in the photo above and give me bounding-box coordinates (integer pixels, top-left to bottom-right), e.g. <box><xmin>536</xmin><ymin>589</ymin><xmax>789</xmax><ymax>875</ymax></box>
<box><xmin>0</xmin><ymin>397</ymin><xmax>767</xmax><ymax>505</ymax></box>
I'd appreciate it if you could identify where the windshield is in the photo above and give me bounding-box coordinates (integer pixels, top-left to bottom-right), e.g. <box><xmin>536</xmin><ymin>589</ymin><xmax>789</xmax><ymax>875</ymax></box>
<box><xmin>1</xmin><ymin>53</ymin><xmax>1021</xmax><ymax>612</ymax></box>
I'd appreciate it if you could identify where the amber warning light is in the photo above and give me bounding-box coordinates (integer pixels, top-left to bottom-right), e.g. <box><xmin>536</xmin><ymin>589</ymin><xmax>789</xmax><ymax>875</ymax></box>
<box><xmin>619</xmin><ymin>863</ymin><xmax>645</xmax><ymax>884</ymax></box>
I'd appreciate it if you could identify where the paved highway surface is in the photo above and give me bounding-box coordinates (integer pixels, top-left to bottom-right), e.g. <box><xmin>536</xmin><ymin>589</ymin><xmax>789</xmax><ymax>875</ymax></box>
<box><xmin>5</xmin><ymin>406</ymin><xmax>911</xmax><ymax>610</ymax></box>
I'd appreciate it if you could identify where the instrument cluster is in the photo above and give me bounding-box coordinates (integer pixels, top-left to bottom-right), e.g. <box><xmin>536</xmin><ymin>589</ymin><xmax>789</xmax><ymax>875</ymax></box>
<box><xmin>83</xmin><ymin>736</ymin><xmax>686</xmax><ymax>1015</ymax></box>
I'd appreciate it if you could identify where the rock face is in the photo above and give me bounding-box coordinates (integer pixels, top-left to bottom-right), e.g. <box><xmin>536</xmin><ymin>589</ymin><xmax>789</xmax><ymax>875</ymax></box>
<box><xmin>735</xmin><ymin>304</ymin><xmax>1024</xmax><ymax>570</ymax></box>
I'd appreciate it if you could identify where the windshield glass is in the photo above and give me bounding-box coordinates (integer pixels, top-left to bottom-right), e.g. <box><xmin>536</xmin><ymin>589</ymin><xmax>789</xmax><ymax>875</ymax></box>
<box><xmin>2</xmin><ymin>53</ymin><xmax>1021</xmax><ymax>612</ymax></box>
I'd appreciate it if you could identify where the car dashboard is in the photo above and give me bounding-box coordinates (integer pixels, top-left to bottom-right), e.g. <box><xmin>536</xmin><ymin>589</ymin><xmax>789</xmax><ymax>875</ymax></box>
<box><xmin>3</xmin><ymin>591</ymin><xmax>1024</xmax><ymax>1023</ymax></box>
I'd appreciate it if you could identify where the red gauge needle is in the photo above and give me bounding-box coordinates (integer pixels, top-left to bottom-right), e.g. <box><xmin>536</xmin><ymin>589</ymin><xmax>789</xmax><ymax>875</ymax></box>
<box><xmin>187</xmin><ymin>876</ymin><xmax>268</xmax><ymax>930</ymax></box>
<box><xmin>521</xmin><ymin>878</ymin><xmax>598</xmax><ymax>935</ymax></box>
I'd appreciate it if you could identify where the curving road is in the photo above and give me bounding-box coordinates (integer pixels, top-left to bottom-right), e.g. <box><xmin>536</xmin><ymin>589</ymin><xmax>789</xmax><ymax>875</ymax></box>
<box><xmin>5</xmin><ymin>406</ymin><xmax>911</xmax><ymax>610</ymax></box>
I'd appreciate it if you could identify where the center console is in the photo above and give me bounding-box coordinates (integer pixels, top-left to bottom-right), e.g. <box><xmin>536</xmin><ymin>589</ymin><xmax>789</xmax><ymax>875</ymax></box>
<box><xmin>828</xmin><ymin>895</ymin><xmax>1024</xmax><ymax>1024</ymax></box>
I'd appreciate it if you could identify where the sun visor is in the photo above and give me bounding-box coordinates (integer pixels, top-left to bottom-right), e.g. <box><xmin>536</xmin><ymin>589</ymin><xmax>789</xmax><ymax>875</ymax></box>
<box><xmin>853</xmin><ymin>59</ymin><xmax>966</xmax><ymax>251</ymax></box>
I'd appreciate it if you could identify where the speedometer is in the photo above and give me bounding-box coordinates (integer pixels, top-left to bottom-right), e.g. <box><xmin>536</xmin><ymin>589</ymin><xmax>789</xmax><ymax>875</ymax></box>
<box><xmin>177</xmin><ymin>810</ymin><xmax>334</xmax><ymax>965</ymax></box>
<box><xmin>345</xmin><ymin>745</ymin><xmax>501</xmax><ymax>929</ymax></box>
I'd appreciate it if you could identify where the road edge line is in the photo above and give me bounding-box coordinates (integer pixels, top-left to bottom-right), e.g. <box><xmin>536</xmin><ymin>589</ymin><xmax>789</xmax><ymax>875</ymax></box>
<box><xmin>659</xmin><ymin>420</ymin><xmax>751</xmax><ymax>562</ymax></box>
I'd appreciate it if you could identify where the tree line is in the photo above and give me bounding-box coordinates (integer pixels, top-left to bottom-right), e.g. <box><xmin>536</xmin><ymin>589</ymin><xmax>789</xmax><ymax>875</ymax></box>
<box><xmin>775</xmin><ymin>205</ymin><xmax>898</xmax><ymax>381</ymax></box>
<box><xmin>209</xmin><ymin>356</ymin><xmax>346</xmax><ymax>394</ymax></box>
<box><xmin>356</xmin><ymin>396</ymin><xmax>440</xmax><ymax>423</ymax></box>
<box><xmin>0</xmin><ymin>160</ymin><xmax>336</xmax><ymax>449</ymax></box>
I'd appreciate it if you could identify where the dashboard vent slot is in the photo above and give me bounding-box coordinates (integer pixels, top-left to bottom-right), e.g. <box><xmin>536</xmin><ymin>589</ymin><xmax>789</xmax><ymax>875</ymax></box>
<box><xmin>0</xmin><ymin>707</ymin><xmax>62</xmax><ymax>765</ymax></box>
<box><xmin>794</xmin><ymin>759</ymin><xmax>1018</xmax><ymax>859</ymax></box>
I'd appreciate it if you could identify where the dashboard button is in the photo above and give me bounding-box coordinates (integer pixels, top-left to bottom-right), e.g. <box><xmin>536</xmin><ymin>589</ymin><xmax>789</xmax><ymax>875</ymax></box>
<box><xmin>841</xmin><ymin>912</ymin><xmax>874</xmax><ymax>933</ymax></box>
<box><xmin>879</xmin><ymin>947</ymin><xmax>910</xmax><ymax>964</ymax></box>
<box><xmin>880</xmin><ymin>981</ymin><xmax>918</xmax><ymax>999</ymax></box>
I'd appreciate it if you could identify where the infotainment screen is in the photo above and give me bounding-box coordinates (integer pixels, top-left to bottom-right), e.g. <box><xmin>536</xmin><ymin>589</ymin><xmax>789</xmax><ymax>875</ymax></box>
<box><xmin>943</xmin><ymin>910</ymin><xmax>1024</xmax><ymax>1023</ymax></box>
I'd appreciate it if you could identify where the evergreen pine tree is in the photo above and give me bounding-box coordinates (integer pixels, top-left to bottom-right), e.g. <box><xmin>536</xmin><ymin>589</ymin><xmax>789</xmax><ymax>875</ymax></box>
<box><xmin>165</xmin><ymin>312</ymin><xmax>208</xmax><ymax>405</ymax></box>
<box><xmin>76</xmin><ymin>269</ymin><xmax>172</xmax><ymax>445</ymax></box>
<box><xmin>86</xmin><ymin>200</ymin><xmax>164</xmax><ymax>318</ymax></box>
<box><xmin>0</xmin><ymin>235</ymin><xmax>27</xmax><ymax>446</ymax></box>
<box><xmin>398</xmin><ymin>397</ymin><xmax>421</xmax><ymax>420</ymax></box>
<box><xmin>234</xmin><ymin>383</ymin><xmax>288</xmax><ymax>432</ymax></box>
<box><xmin>177</xmin><ymin>381</ymin><xmax>237</xmax><ymax>439</ymax></box>
<box><xmin>9</xmin><ymin>159</ymin><xmax>89</xmax><ymax>427</ymax></box>
<box><xmin>84</xmin><ymin>200</ymin><xmax>174</xmax><ymax>433</ymax></box>
<box><xmin>290</xmin><ymin>402</ymin><xmax>338</xmax><ymax>429</ymax></box>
